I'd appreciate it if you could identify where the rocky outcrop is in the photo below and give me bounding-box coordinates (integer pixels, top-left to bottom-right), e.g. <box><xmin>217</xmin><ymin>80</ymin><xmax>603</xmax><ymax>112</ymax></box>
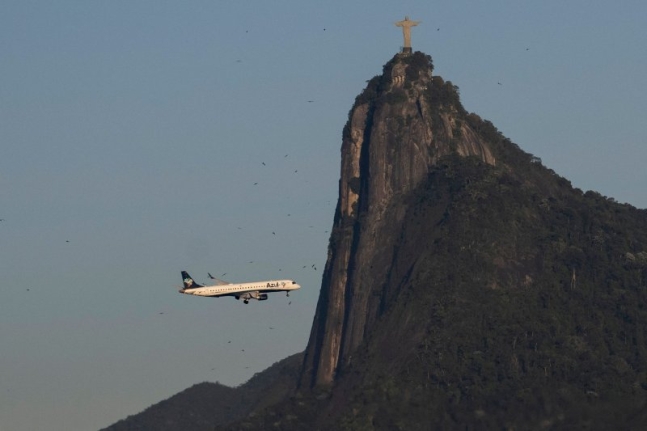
<box><xmin>300</xmin><ymin>52</ymin><xmax>495</xmax><ymax>388</ymax></box>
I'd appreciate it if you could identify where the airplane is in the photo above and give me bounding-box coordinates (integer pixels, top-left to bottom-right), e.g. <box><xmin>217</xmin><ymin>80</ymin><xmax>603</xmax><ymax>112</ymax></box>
<box><xmin>179</xmin><ymin>271</ymin><xmax>300</xmax><ymax>304</ymax></box>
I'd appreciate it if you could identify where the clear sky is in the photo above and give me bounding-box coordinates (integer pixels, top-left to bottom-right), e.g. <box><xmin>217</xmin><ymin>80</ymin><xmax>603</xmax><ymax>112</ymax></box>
<box><xmin>1</xmin><ymin>1</ymin><xmax>646</xmax><ymax>430</ymax></box>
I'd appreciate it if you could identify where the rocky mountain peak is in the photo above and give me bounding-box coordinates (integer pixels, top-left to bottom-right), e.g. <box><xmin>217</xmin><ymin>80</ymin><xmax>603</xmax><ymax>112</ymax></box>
<box><xmin>300</xmin><ymin>52</ymin><xmax>497</xmax><ymax>388</ymax></box>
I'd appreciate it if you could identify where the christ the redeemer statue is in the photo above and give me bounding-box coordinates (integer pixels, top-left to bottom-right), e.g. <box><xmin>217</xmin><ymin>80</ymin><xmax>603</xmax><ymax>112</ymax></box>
<box><xmin>395</xmin><ymin>16</ymin><xmax>420</xmax><ymax>53</ymax></box>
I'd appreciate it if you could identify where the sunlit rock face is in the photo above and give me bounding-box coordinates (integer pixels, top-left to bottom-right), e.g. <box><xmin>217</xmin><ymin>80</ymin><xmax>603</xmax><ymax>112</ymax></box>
<box><xmin>300</xmin><ymin>52</ymin><xmax>495</xmax><ymax>388</ymax></box>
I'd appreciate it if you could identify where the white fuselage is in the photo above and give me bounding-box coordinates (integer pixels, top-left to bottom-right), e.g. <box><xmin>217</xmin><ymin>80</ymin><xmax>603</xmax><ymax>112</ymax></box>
<box><xmin>180</xmin><ymin>279</ymin><xmax>300</xmax><ymax>298</ymax></box>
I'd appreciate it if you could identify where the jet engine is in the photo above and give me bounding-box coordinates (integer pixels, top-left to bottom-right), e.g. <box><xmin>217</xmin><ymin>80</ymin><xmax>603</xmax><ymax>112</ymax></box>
<box><xmin>258</xmin><ymin>294</ymin><xmax>268</xmax><ymax>301</ymax></box>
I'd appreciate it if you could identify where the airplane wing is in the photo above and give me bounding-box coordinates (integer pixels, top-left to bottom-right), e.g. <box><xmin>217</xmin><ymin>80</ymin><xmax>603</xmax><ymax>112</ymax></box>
<box><xmin>207</xmin><ymin>273</ymin><xmax>231</xmax><ymax>286</ymax></box>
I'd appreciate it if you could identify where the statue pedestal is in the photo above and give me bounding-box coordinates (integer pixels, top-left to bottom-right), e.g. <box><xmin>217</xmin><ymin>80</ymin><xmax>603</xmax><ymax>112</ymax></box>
<box><xmin>401</xmin><ymin>47</ymin><xmax>412</xmax><ymax>54</ymax></box>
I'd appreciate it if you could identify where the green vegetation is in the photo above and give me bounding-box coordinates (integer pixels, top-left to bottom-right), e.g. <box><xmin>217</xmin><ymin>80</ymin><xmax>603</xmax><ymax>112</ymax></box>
<box><xmin>327</xmin><ymin>152</ymin><xmax>647</xmax><ymax>429</ymax></box>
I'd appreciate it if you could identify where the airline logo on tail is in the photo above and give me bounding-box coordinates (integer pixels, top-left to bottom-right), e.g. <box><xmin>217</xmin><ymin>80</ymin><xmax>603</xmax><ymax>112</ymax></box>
<box><xmin>181</xmin><ymin>271</ymin><xmax>203</xmax><ymax>290</ymax></box>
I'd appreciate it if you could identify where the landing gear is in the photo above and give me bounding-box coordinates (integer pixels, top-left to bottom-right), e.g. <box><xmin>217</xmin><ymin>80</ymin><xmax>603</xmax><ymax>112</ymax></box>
<box><xmin>286</xmin><ymin>292</ymin><xmax>290</xmax><ymax>297</ymax></box>
<box><xmin>244</xmin><ymin>300</ymin><xmax>249</xmax><ymax>304</ymax></box>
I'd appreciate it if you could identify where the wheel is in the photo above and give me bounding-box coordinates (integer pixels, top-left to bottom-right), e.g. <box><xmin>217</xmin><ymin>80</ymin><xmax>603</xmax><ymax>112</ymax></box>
<box><xmin>244</xmin><ymin>300</ymin><xmax>249</xmax><ymax>304</ymax></box>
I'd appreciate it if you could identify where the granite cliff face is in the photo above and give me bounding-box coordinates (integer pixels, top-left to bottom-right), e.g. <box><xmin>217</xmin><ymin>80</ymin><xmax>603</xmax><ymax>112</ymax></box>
<box><xmin>301</xmin><ymin>52</ymin><xmax>496</xmax><ymax>388</ymax></box>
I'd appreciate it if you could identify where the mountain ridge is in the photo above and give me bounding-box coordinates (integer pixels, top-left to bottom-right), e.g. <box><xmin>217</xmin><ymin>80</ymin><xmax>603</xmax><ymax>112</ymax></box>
<box><xmin>105</xmin><ymin>51</ymin><xmax>647</xmax><ymax>430</ymax></box>
<box><xmin>222</xmin><ymin>51</ymin><xmax>647</xmax><ymax>430</ymax></box>
<box><xmin>100</xmin><ymin>352</ymin><xmax>303</xmax><ymax>431</ymax></box>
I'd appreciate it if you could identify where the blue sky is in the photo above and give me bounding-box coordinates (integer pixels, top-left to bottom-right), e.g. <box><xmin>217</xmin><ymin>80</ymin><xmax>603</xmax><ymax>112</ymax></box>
<box><xmin>1</xmin><ymin>1</ymin><xmax>646</xmax><ymax>430</ymax></box>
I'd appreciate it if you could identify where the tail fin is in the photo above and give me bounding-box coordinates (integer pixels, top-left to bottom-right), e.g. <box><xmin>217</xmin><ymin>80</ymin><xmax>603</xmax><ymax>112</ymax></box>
<box><xmin>181</xmin><ymin>271</ymin><xmax>203</xmax><ymax>289</ymax></box>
